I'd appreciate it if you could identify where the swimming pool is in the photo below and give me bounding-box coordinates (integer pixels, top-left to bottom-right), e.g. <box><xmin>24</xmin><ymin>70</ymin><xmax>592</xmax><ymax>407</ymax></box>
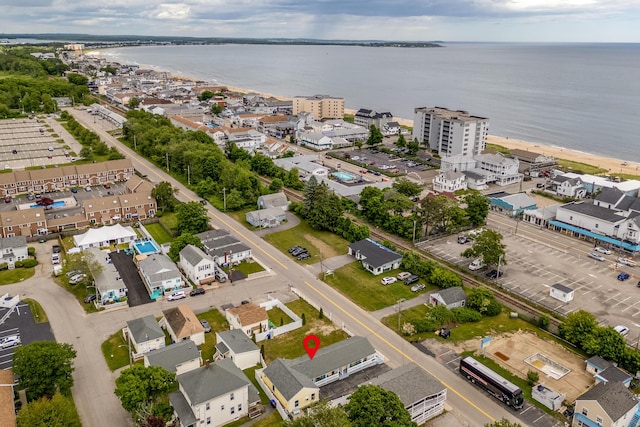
<box><xmin>332</xmin><ymin>171</ymin><xmax>358</xmax><ymax>181</ymax></box>
<box><xmin>133</xmin><ymin>238</ymin><xmax>161</xmax><ymax>255</ymax></box>
<box><xmin>30</xmin><ymin>200</ymin><xmax>65</xmax><ymax>209</ymax></box>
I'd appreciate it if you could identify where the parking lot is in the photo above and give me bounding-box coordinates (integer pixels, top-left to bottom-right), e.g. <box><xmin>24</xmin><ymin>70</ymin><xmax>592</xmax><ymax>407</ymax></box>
<box><xmin>0</xmin><ymin>118</ymin><xmax>70</xmax><ymax>169</ymax></box>
<box><xmin>332</xmin><ymin>146</ymin><xmax>433</xmax><ymax>176</ymax></box>
<box><xmin>419</xmin><ymin>225</ymin><xmax>640</xmax><ymax>344</ymax></box>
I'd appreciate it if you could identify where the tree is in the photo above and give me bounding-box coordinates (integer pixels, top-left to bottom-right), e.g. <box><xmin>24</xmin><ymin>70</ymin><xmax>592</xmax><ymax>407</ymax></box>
<box><xmin>79</xmin><ymin>146</ymin><xmax>92</xmax><ymax>159</ymax></box>
<box><xmin>114</xmin><ymin>365</ymin><xmax>176</xmax><ymax>414</ymax></box>
<box><xmin>210</xmin><ymin>103</ymin><xmax>222</xmax><ymax>115</ymax></box>
<box><xmin>558</xmin><ymin>310</ymin><xmax>598</xmax><ymax>345</ymax></box>
<box><xmin>461</xmin><ymin>229</ymin><xmax>506</xmax><ymax>267</ymax></box>
<box><xmin>395</xmin><ymin>133</ymin><xmax>406</xmax><ymax>148</ymax></box>
<box><xmin>66</xmin><ymin>251</ymin><xmax>102</xmax><ymax>278</ymax></box>
<box><xmin>465</xmin><ymin>191</ymin><xmax>490</xmax><ymax>226</ymax></box>
<box><xmin>140</xmin><ymin>415</ymin><xmax>166</xmax><ymax>427</ymax></box>
<box><xmin>366</xmin><ymin>125</ymin><xmax>383</xmax><ymax>146</ymax></box>
<box><xmin>128</xmin><ymin>97</ymin><xmax>140</xmax><ymax>109</ymax></box>
<box><xmin>13</xmin><ymin>342</ymin><xmax>77</xmax><ymax>401</ymax></box>
<box><xmin>427</xmin><ymin>305</ymin><xmax>454</xmax><ymax>326</ymax></box>
<box><xmin>66</xmin><ymin>73</ymin><xmax>88</xmax><ymax>86</ymax></box>
<box><xmin>526</xmin><ymin>370</ymin><xmax>539</xmax><ymax>386</ymax></box>
<box><xmin>354</xmin><ymin>140</ymin><xmax>364</xmax><ymax>150</ymax></box>
<box><xmin>198</xmin><ymin>90</ymin><xmax>214</xmax><ymax>101</ymax></box>
<box><xmin>417</xmin><ymin>195</ymin><xmax>449</xmax><ymax>237</ymax></box>
<box><xmin>392</xmin><ymin>178</ymin><xmax>422</xmax><ymax>198</ymax></box>
<box><xmin>17</xmin><ymin>393</ymin><xmax>82</xmax><ymax>427</ymax></box>
<box><xmin>407</xmin><ymin>138</ymin><xmax>420</xmax><ymax>154</ymax></box>
<box><xmin>582</xmin><ymin>326</ymin><xmax>626</xmax><ymax>360</ymax></box>
<box><xmin>467</xmin><ymin>287</ymin><xmax>495</xmax><ymax>314</ymax></box>
<box><xmin>485</xmin><ymin>419</ymin><xmax>522</xmax><ymax>427</ymax></box>
<box><xmin>345</xmin><ymin>385</ymin><xmax>416</xmax><ymax>427</ymax></box>
<box><xmin>268</xmin><ymin>178</ymin><xmax>283</xmax><ymax>192</ymax></box>
<box><xmin>284</xmin><ymin>400</ymin><xmax>352</xmax><ymax>427</ymax></box>
<box><xmin>176</xmin><ymin>201</ymin><xmax>209</xmax><ymax>235</ymax></box>
<box><xmin>151</xmin><ymin>181</ymin><xmax>177</xmax><ymax>212</ymax></box>
<box><xmin>168</xmin><ymin>233</ymin><xmax>204</xmax><ymax>262</ymax></box>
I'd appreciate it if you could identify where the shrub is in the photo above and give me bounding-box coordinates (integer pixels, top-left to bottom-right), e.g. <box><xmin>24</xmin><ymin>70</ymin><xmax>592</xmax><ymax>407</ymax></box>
<box><xmin>0</xmin><ymin>262</ymin><xmax>7</xmax><ymax>270</ymax></box>
<box><xmin>15</xmin><ymin>260</ymin><xmax>24</xmax><ymax>268</ymax></box>
<box><xmin>22</xmin><ymin>259</ymin><xmax>39</xmax><ymax>268</ymax></box>
<box><xmin>452</xmin><ymin>307</ymin><xmax>483</xmax><ymax>323</ymax></box>
<box><xmin>538</xmin><ymin>314</ymin><xmax>550</xmax><ymax>330</ymax></box>
<box><xmin>413</xmin><ymin>318</ymin><xmax>440</xmax><ymax>333</ymax></box>
<box><xmin>485</xmin><ymin>301</ymin><xmax>502</xmax><ymax>317</ymax></box>
<box><xmin>527</xmin><ymin>370</ymin><xmax>539</xmax><ymax>386</ymax></box>
<box><xmin>28</xmin><ymin>247</ymin><xmax>36</xmax><ymax>256</ymax></box>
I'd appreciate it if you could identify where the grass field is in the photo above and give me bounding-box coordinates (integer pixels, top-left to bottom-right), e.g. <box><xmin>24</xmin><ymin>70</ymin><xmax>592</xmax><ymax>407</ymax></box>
<box><xmin>23</xmin><ymin>298</ymin><xmax>48</xmax><ymax>323</ymax></box>
<box><xmin>197</xmin><ymin>309</ymin><xmax>230</xmax><ymax>362</ymax></box>
<box><xmin>158</xmin><ymin>212</ymin><xmax>178</xmax><ymax>232</ymax></box>
<box><xmin>144</xmin><ymin>222</ymin><xmax>174</xmax><ymax>245</ymax></box>
<box><xmin>556</xmin><ymin>158</ymin><xmax>607</xmax><ymax>175</ymax></box>
<box><xmin>0</xmin><ymin>267</ymin><xmax>35</xmax><ymax>286</ymax></box>
<box><xmin>267</xmin><ymin>306</ymin><xmax>293</xmax><ymax>327</ymax></box>
<box><xmin>101</xmin><ymin>332</ymin><xmax>132</xmax><ymax>371</ymax></box>
<box><xmin>232</xmin><ymin>259</ymin><xmax>265</xmax><ymax>276</ymax></box>
<box><xmin>324</xmin><ymin>262</ymin><xmax>432</xmax><ymax>311</ymax></box>
<box><xmin>261</xmin><ymin>299</ymin><xmax>349</xmax><ymax>363</ymax></box>
<box><xmin>264</xmin><ymin>219</ymin><xmax>350</xmax><ymax>264</ymax></box>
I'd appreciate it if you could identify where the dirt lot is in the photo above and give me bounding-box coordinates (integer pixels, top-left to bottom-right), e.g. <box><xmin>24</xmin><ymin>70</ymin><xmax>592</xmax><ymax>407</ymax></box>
<box><xmin>454</xmin><ymin>330</ymin><xmax>592</xmax><ymax>401</ymax></box>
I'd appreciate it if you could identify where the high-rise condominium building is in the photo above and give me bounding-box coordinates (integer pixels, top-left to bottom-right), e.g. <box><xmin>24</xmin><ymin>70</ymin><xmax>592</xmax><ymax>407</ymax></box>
<box><xmin>412</xmin><ymin>107</ymin><xmax>489</xmax><ymax>158</ymax></box>
<box><xmin>292</xmin><ymin>95</ymin><xmax>344</xmax><ymax>121</ymax></box>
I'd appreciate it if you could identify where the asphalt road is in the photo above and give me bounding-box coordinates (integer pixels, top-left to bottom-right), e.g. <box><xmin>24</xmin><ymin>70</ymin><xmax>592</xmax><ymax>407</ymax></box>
<box><xmin>54</xmin><ymin>108</ymin><xmax>531</xmax><ymax>426</ymax></box>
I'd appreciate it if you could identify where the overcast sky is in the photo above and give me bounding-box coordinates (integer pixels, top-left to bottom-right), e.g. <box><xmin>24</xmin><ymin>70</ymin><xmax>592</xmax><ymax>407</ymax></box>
<box><xmin>2</xmin><ymin>0</ymin><xmax>639</xmax><ymax>42</ymax></box>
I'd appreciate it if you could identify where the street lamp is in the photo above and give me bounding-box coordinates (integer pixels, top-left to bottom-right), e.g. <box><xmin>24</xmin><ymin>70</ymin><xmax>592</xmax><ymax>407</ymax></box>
<box><xmin>396</xmin><ymin>298</ymin><xmax>405</xmax><ymax>332</ymax></box>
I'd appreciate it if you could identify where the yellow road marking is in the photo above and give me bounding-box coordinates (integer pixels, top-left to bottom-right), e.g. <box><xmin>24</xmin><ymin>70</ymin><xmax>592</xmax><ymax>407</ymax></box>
<box><xmin>304</xmin><ymin>280</ymin><xmax>497</xmax><ymax>423</ymax></box>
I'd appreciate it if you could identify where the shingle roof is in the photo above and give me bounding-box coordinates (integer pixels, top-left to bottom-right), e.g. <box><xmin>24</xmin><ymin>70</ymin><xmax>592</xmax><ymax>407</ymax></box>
<box><xmin>586</xmin><ymin>355</ymin><xmax>611</xmax><ymax>370</ymax></box>
<box><xmin>433</xmin><ymin>287</ymin><xmax>467</xmax><ymax>305</ymax></box>
<box><xmin>179</xmin><ymin>244</ymin><xmax>210</xmax><ymax>267</ymax></box>
<box><xmin>577</xmin><ymin>381</ymin><xmax>638</xmax><ymax>421</ymax></box>
<box><xmin>551</xmin><ymin>283</ymin><xmax>573</xmax><ymax>294</ymax></box>
<box><xmin>162</xmin><ymin>305</ymin><xmax>204</xmax><ymax>339</ymax></box>
<box><xmin>366</xmin><ymin>363</ymin><xmax>445</xmax><ymax>406</ymax></box>
<box><xmin>169</xmin><ymin>391</ymin><xmax>197</xmax><ymax>426</ymax></box>
<box><xmin>262</xmin><ymin>358</ymin><xmax>317</xmax><ymax>401</ymax></box>
<box><xmin>226</xmin><ymin>303</ymin><xmax>267</xmax><ymax>326</ymax></box>
<box><xmin>560</xmin><ymin>202</ymin><xmax>625</xmax><ymax>223</ymax></box>
<box><xmin>258</xmin><ymin>192</ymin><xmax>288</xmax><ymax>208</ymax></box>
<box><xmin>127</xmin><ymin>315</ymin><xmax>164</xmax><ymax>343</ymax></box>
<box><xmin>348</xmin><ymin>238</ymin><xmax>403</xmax><ymax>269</ymax></box>
<box><xmin>216</xmin><ymin>330</ymin><xmax>259</xmax><ymax>355</ymax></box>
<box><xmin>177</xmin><ymin>358</ymin><xmax>251</xmax><ymax>405</ymax></box>
<box><xmin>596</xmin><ymin>187</ymin><xmax>625</xmax><ymax>205</ymax></box>
<box><xmin>139</xmin><ymin>254</ymin><xmax>181</xmax><ymax>284</ymax></box>
<box><xmin>0</xmin><ymin>236</ymin><xmax>26</xmax><ymax>250</ymax></box>
<box><xmin>597</xmin><ymin>366</ymin><xmax>632</xmax><ymax>384</ymax></box>
<box><xmin>145</xmin><ymin>339</ymin><xmax>201</xmax><ymax>373</ymax></box>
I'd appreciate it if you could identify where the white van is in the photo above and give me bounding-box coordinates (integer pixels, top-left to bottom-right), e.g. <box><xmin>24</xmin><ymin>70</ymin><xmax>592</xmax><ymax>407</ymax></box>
<box><xmin>51</xmin><ymin>253</ymin><xmax>60</xmax><ymax>265</ymax></box>
<box><xmin>167</xmin><ymin>291</ymin><xmax>186</xmax><ymax>301</ymax></box>
<box><xmin>468</xmin><ymin>258</ymin><xmax>486</xmax><ymax>271</ymax></box>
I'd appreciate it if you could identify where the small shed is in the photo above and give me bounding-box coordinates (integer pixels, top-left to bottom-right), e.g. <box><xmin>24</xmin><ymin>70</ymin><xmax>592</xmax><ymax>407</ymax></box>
<box><xmin>549</xmin><ymin>283</ymin><xmax>574</xmax><ymax>303</ymax></box>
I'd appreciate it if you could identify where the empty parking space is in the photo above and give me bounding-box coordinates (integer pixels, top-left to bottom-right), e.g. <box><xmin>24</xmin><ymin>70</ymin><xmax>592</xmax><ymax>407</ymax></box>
<box><xmin>0</xmin><ymin>302</ymin><xmax>55</xmax><ymax>370</ymax></box>
<box><xmin>109</xmin><ymin>251</ymin><xmax>154</xmax><ymax>307</ymax></box>
<box><xmin>0</xmin><ymin>118</ymin><xmax>70</xmax><ymax>169</ymax></box>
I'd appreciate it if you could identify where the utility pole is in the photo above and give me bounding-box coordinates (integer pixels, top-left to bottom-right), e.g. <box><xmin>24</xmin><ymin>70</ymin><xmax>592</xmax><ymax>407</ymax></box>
<box><xmin>133</xmin><ymin>134</ymin><xmax>137</xmax><ymax>151</ymax></box>
<box><xmin>222</xmin><ymin>188</ymin><xmax>227</xmax><ymax>211</ymax></box>
<box><xmin>165</xmin><ymin>152</ymin><xmax>169</xmax><ymax>171</ymax></box>
<box><xmin>187</xmin><ymin>164</ymin><xmax>191</xmax><ymax>185</ymax></box>
<box><xmin>396</xmin><ymin>298</ymin><xmax>405</xmax><ymax>332</ymax></box>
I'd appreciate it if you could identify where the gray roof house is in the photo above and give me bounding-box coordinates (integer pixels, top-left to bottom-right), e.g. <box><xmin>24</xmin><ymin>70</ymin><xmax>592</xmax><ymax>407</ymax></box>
<box><xmin>366</xmin><ymin>363</ymin><xmax>447</xmax><ymax>425</ymax></box>
<box><xmin>348</xmin><ymin>238</ymin><xmax>403</xmax><ymax>275</ymax></box>
<box><xmin>144</xmin><ymin>339</ymin><xmax>202</xmax><ymax>375</ymax></box>
<box><xmin>429</xmin><ymin>286</ymin><xmax>467</xmax><ymax>309</ymax></box>
<box><xmin>0</xmin><ymin>236</ymin><xmax>28</xmax><ymax>264</ymax></box>
<box><xmin>246</xmin><ymin>207</ymin><xmax>287</xmax><ymax>229</ymax></box>
<box><xmin>214</xmin><ymin>330</ymin><xmax>261</xmax><ymax>370</ymax></box>
<box><xmin>257</xmin><ymin>192</ymin><xmax>288</xmax><ymax>210</ymax></box>
<box><xmin>572</xmin><ymin>382</ymin><xmax>639</xmax><ymax>427</ymax></box>
<box><xmin>595</xmin><ymin>366</ymin><xmax>633</xmax><ymax>388</ymax></box>
<box><xmin>124</xmin><ymin>315</ymin><xmax>165</xmax><ymax>355</ymax></box>
<box><xmin>169</xmin><ymin>358</ymin><xmax>260</xmax><ymax>427</ymax></box>
<box><xmin>196</xmin><ymin>229</ymin><xmax>252</xmax><ymax>265</ymax></box>
<box><xmin>179</xmin><ymin>244</ymin><xmax>218</xmax><ymax>285</ymax></box>
<box><xmin>138</xmin><ymin>253</ymin><xmax>183</xmax><ymax>296</ymax></box>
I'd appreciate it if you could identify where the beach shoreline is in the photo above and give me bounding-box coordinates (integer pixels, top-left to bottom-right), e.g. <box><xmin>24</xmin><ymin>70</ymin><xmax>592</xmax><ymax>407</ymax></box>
<box><xmin>87</xmin><ymin>49</ymin><xmax>640</xmax><ymax>176</ymax></box>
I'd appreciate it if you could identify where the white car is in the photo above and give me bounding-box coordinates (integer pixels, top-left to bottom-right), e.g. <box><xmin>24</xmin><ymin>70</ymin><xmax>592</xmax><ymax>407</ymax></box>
<box><xmin>594</xmin><ymin>247</ymin><xmax>611</xmax><ymax>255</ymax></box>
<box><xmin>0</xmin><ymin>335</ymin><xmax>21</xmax><ymax>349</ymax></box>
<box><xmin>618</xmin><ymin>257</ymin><xmax>637</xmax><ymax>267</ymax></box>
<box><xmin>614</xmin><ymin>325</ymin><xmax>629</xmax><ymax>336</ymax></box>
<box><xmin>168</xmin><ymin>291</ymin><xmax>186</xmax><ymax>301</ymax></box>
<box><xmin>381</xmin><ymin>277</ymin><xmax>397</xmax><ymax>285</ymax></box>
<box><xmin>588</xmin><ymin>252</ymin><xmax>606</xmax><ymax>262</ymax></box>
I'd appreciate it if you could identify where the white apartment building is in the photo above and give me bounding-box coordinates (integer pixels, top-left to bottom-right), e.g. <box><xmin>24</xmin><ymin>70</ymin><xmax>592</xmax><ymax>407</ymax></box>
<box><xmin>292</xmin><ymin>95</ymin><xmax>344</xmax><ymax>120</ymax></box>
<box><xmin>412</xmin><ymin>107</ymin><xmax>489</xmax><ymax>157</ymax></box>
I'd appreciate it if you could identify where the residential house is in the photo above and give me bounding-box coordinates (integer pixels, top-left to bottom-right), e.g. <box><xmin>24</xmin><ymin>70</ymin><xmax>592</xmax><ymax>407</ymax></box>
<box><xmin>214</xmin><ymin>330</ymin><xmax>261</xmax><ymax>370</ymax></box>
<box><xmin>0</xmin><ymin>208</ymin><xmax>47</xmax><ymax>238</ymax></box>
<box><xmin>595</xmin><ymin>187</ymin><xmax>640</xmax><ymax>213</ymax></box>
<box><xmin>138</xmin><ymin>253</ymin><xmax>184</xmax><ymax>297</ymax></box>
<box><xmin>347</xmin><ymin>238</ymin><xmax>403</xmax><ymax>275</ymax></box>
<box><xmin>549</xmin><ymin>283</ymin><xmax>574</xmax><ymax>303</ymax></box>
<box><xmin>0</xmin><ymin>236</ymin><xmax>28</xmax><ymax>264</ymax></box>
<box><xmin>595</xmin><ymin>366</ymin><xmax>633</xmax><ymax>388</ymax></box>
<box><xmin>125</xmin><ymin>175</ymin><xmax>155</xmax><ymax>194</ymax></box>
<box><xmin>365</xmin><ymin>363</ymin><xmax>447</xmax><ymax>425</ymax></box>
<box><xmin>586</xmin><ymin>356</ymin><xmax>612</xmax><ymax>376</ymax></box>
<box><xmin>488</xmin><ymin>192</ymin><xmax>537</xmax><ymax>217</ymax></box>
<box><xmin>551</xmin><ymin>175</ymin><xmax>586</xmax><ymax>198</ymax></box>
<box><xmin>225</xmin><ymin>303</ymin><xmax>268</xmax><ymax>338</ymax></box>
<box><xmin>382</xmin><ymin>121</ymin><xmax>401</xmax><ymax>135</ymax></box>
<box><xmin>124</xmin><ymin>315</ymin><xmax>165</xmax><ymax>355</ymax></box>
<box><xmin>162</xmin><ymin>305</ymin><xmax>206</xmax><ymax>346</ymax></box>
<box><xmin>144</xmin><ymin>339</ymin><xmax>202</xmax><ymax>375</ymax></box>
<box><xmin>169</xmin><ymin>359</ymin><xmax>260</xmax><ymax>427</ymax></box>
<box><xmin>462</xmin><ymin>170</ymin><xmax>490</xmax><ymax>191</ymax></box>
<box><xmin>354</xmin><ymin>109</ymin><xmax>393</xmax><ymax>130</ymax></box>
<box><xmin>432</xmin><ymin>170</ymin><xmax>467</xmax><ymax>193</ymax></box>
<box><xmin>572</xmin><ymin>382</ymin><xmax>639</xmax><ymax>427</ymax></box>
<box><xmin>179</xmin><ymin>244</ymin><xmax>218</xmax><ymax>285</ymax></box>
<box><xmin>474</xmin><ymin>153</ymin><xmax>523</xmax><ymax>186</ymax></box>
<box><xmin>429</xmin><ymin>287</ymin><xmax>467</xmax><ymax>309</ymax></box>
<box><xmin>87</xmin><ymin>247</ymin><xmax>128</xmax><ymax>305</ymax></box>
<box><xmin>257</xmin><ymin>193</ymin><xmax>288</xmax><ymax>210</ymax></box>
<box><xmin>260</xmin><ymin>336</ymin><xmax>384</xmax><ymax>416</ymax></box>
<box><xmin>508</xmin><ymin>149</ymin><xmax>556</xmax><ymax>175</ymax></box>
<box><xmin>73</xmin><ymin>224</ymin><xmax>137</xmax><ymax>250</ymax></box>
<box><xmin>257</xmin><ymin>115</ymin><xmax>289</xmax><ymax>134</ymax></box>
<box><xmin>246</xmin><ymin>207</ymin><xmax>287</xmax><ymax>228</ymax></box>
<box><xmin>196</xmin><ymin>229</ymin><xmax>252</xmax><ymax>265</ymax></box>
<box><xmin>0</xmin><ymin>369</ymin><xmax>16</xmax><ymax>427</ymax></box>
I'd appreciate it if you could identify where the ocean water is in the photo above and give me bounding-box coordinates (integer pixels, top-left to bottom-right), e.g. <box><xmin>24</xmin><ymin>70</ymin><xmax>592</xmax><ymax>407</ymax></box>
<box><xmin>101</xmin><ymin>43</ymin><xmax>640</xmax><ymax>161</ymax></box>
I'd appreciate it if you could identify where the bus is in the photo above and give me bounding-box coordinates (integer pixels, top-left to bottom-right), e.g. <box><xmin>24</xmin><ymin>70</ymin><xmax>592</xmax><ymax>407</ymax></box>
<box><xmin>459</xmin><ymin>356</ymin><xmax>524</xmax><ymax>410</ymax></box>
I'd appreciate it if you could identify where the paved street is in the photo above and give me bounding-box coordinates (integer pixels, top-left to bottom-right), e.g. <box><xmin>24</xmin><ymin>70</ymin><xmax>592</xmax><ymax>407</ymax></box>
<box><xmin>6</xmin><ymin>107</ymin><xmax>536</xmax><ymax>427</ymax></box>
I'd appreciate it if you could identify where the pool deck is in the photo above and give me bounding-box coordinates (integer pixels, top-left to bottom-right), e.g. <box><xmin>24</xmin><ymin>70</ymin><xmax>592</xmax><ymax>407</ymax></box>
<box><xmin>17</xmin><ymin>196</ymin><xmax>77</xmax><ymax>211</ymax></box>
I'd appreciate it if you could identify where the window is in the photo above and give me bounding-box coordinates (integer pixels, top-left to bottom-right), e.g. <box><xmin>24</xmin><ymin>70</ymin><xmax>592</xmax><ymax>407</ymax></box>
<box><xmin>596</xmin><ymin>417</ymin><xmax>603</xmax><ymax>426</ymax></box>
<box><xmin>294</xmin><ymin>400</ymin><xmax>299</xmax><ymax>408</ymax></box>
<box><xmin>230</xmin><ymin>407</ymin><xmax>235</xmax><ymax>414</ymax></box>
<box><xmin>206</xmin><ymin>403</ymin><xmax>210</xmax><ymax>411</ymax></box>
<box><xmin>238</xmin><ymin>404</ymin><xmax>242</xmax><ymax>412</ymax></box>
<box><xmin>582</xmin><ymin>408</ymin><xmax>588</xmax><ymax>416</ymax></box>
<box><xmin>221</xmin><ymin>405</ymin><xmax>224</xmax><ymax>411</ymax></box>
<box><xmin>206</xmin><ymin>417</ymin><xmax>211</xmax><ymax>425</ymax></box>
<box><xmin>311</xmin><ymin>393</ymin><xmax>315</xmax><ymax>400</ymax></box>
<box><xmin>230</xmin><ymin>392</ymin><xmax>234</xmax><ymax>401</ymax></box>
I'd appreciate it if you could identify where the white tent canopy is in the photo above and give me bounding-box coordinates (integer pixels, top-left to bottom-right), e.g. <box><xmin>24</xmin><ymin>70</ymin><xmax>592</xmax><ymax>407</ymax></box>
<box><xmin>73</xmin><ymin>224</ymin><xmax>137</xmax><ymax>250</ymax></box>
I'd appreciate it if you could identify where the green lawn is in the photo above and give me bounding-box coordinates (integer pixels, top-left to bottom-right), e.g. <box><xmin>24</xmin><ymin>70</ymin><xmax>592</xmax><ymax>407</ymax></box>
<box><xmin>225</xmin><ymin>207</ymin><xmax>258</xmax><ymax>230</ymax></box>
<box><xmin>324</xmin><ymin>262</ymin><xmax>432</xmax><ymax>311</ymax></box>
<box><xmin>53</xmin><ymin>271</ymin><xmax>101</xmax><ymax>314</ymax></box>
<box><xmin>261</xmin><ymin>299</ymin><xmax>349</xmax><ymax>363</ymax></box>
<box><xmin>232</xmin><ymin>259</ymin><xmax>265</xmax><ymax>276</ymax></box>
<box><xmin>250</xmin><ymin>411</ymin><xmax>283</xmax><ymax>427</ymax></box>
<box><xmin>243</xmin><ymin>365</ymin><xmax>270</xmax><ymax>405</ymax></box>
<box><xmin>0</xmin><ymin>267</ymin><xmax>35</xmax><ymax>285</ymax></box>
<box><xmin>196</xmin><ymin>309</ymin><xmax>230</xmax><ymax>362</ymax></box>
<box><xmin>268</xmin><ymin>306</ymin><xmax>293</xmax><ymax>327</ymax></box>
<box><xmin>23</xmin><ymin>298</ymin><xmax>48</xmax><ymax>323</ymax></box>
<box><xmin>101</xmin><ymin>331</ymin><xmax>131</xmax><ymax>371</ymax></box>
<box><xmin>145</xmin><ymin>222</ymin><xmax>174</xmax><ymax>245</ymax></box>
<box><xmin>264</xmin><ymin>219</ymin><xmax>350</xmax><ymax>264</ymax></box>
<box><xmin>158</xmin><ymin>212</ymin><xmax>178</xmax><ymax>232</ymax></box>
<box><xmin>557</xmin><ymin>158</ymin><xmax>607</xmax><ymax>175</ymax></box>
<box><xmin>381</xmin><ymin>303</ymin><xmax>430</xmax><ymax>336</ymax></box>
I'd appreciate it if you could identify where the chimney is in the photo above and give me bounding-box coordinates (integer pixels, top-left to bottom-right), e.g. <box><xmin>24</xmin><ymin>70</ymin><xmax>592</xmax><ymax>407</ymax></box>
<box><xmin>205</xmin><ymin>359</ymin><xmax>210</xmax><ymax>368</ymax></box>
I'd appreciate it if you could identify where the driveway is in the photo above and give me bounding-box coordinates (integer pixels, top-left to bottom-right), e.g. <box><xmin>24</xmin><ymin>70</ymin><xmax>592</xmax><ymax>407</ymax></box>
<box><xmin>109</xmin><ymin>251</ymin><xmax>154</xmax><ymax>307</ymax></box>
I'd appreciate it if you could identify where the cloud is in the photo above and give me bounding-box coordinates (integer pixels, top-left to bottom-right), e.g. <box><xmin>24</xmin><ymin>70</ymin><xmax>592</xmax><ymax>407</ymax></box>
<box><xmin>149</xmin><ymin>3</ymin><xmax>192</xmax><ymax>20</ymax></box>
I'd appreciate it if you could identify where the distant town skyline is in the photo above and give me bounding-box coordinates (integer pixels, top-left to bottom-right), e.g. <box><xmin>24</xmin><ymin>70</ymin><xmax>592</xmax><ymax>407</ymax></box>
<box><xmin>2</xmin><ymin>0</ymin><xmax>639</xmax><ymax>43</ymax></box>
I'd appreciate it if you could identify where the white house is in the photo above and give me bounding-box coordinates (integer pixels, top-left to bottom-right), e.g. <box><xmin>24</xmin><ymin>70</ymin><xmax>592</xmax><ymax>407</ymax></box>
<box><xmin>549</xmin><ymin>283</ymin><xmax>574</xmax><ymax>303</ymax></box>
<box><xmin>245</xmin><ymin>207</ymin><xmax>287</xmax><ymax>228</ymax></box>
<box><xmin>144</xmin><ymin>339</ymin><xmax>202</xmax><ymax>375</ymax></box>
<box><xmin>87</xmin><ymin>247</ymin><xmax>128</xmax><ymax>306</ymax></box>
<box><xmin>552</xmin><ymin>175</ymin><xmax>586</xmax><ymax>198</ymax></box>
<box><xmin>432</xmin><ymin>170</ymin><xmax>467</xmax><ymax>193</ymax></box>
<box><xmin>124</xmin><ymin>315</ymin><xmax>165</xmax><ymax>355</ymax></box>
<box><xmin>196</xmin><ymin>230</ymin><xmax>252</xmax><ymax>266</ymax></box>
<box><xmin>138</xmin><ymin>253</ymin><xmax>184</xmax><ymax>297</ymax></box>
<box><xmin>214</xmin><ymin>330</ymin><xmax>261</xmax><ymax>370</ymax></box>
<box><xmin>161</xmin><ymin>305</ymin><xmax>205</xmax><ymax>346</ymax></box>
<box><xmin>473</xmin><ymin>153</ymin><xmax>523</xmax><ymax>186</ymax></box>
<box><xmin>257</xmin><ymin>193</ymin><xmax>288</xmax><ymax>210</ymax></box>
<box><xmin>179</xmin><ymin>244</ymin><xmax>217</xmax><ymax>285</ymax></box>
<box><xmin>225</xmin><ymin>303</ymin><xmax>268</xmax><ymax>338</ymax></box>
<box><xmin>169</xmin><ymin>359</ymin><xmax>260</xmax><ymax>427</ymax></box>
<box><xmin>429</xmin><ymin>287</ymin><xmax>467</xmax><ymax>309</ymax></box>
<box><xmin>0</xmin><ymin>236</ymin><xmax>28</xmax><ymax>264</ymax></box>
<box><xmin>347</xmin><ymin>238</ymin><xmax>403</xmax><ymax>275</ymax></box>
<box><xmin>73</xmin><ymin>223</ymin><xmax>137</xmax><ymax>250</ymax></box>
